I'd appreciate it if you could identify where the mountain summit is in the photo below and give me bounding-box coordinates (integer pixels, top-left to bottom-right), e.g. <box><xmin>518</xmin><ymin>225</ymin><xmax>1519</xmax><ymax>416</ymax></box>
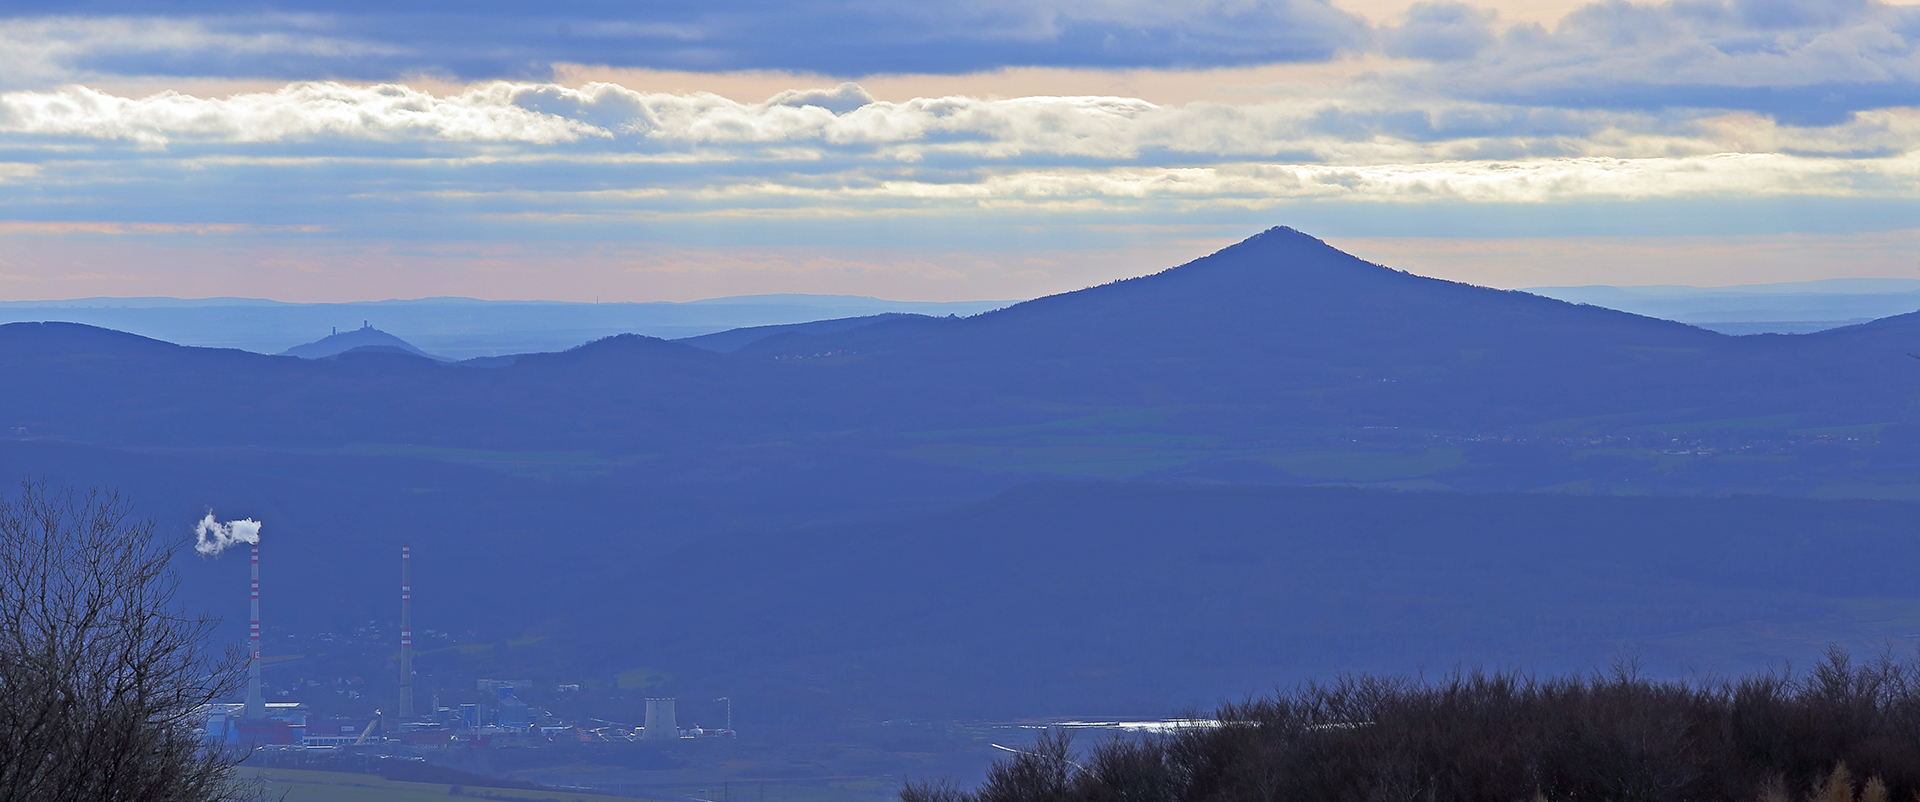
<box><xmin>282</xmin><ymin>322</ymin><xmax>439</xmax><ymax>360</ymax></box>
<box><xmin>739</xmin><ymin>225</ymin><xmax>1719</xmax><ymax>371</ymax></box>
<box><xmin>1135</xmin><ymin>225</ymin><xmax>1414</xmax><ymax>290</ymax></box>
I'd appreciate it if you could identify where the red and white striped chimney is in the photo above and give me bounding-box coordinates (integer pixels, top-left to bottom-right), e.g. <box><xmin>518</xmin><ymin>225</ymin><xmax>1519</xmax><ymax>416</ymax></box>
<box><xmin>399</xmin><ymin>544</ymin><xmax>414</xmax><ymax>720</ymax></box>
<box><xmin>244</xmin><ymin>543</ymin><xmax>263</xmax><ymax>719</ymax></box>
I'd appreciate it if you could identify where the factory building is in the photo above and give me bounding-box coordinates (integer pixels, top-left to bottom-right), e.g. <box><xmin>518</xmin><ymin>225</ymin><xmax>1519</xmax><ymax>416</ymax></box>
<box><xmin>301</xmin><ymin>717</ymin><xmax>382</xmax><ymax>747</ymax></box>
<box><xmin>200</xmin><ymin>536</ymin><xmax>738</xmax><ymax>752</ymax></box>
<box><xmin>203</xmin><ymin>702</ymin><xmax>309</xmax><ymax>747</ymax></box>
<box><xmin>497</xmin><ymin>689</ymin><xmax>533</xmax><ymax>728</ymax></box>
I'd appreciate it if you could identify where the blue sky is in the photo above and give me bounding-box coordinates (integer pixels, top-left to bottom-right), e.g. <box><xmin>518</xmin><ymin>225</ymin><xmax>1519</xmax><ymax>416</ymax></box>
<box><xmin>0</xmin><ymin>0</ymin><xmax>1917</xmax><ymax>302</ymax></box>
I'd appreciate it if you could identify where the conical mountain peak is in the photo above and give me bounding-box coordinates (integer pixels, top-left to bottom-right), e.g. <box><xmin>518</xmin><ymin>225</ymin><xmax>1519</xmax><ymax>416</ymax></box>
<box><xmin>1237</xmin><ymin>225</ymin><xmax>1325</xmax><ymax>249</ymax></box>
<box><xmin>1018</xmin><ymin>226</ymin><xmax>1419</xmax><ymax>313</ymax></box>
<box><xmin>1143</xmin><ymin>225</ymin><xmax>1409</xmax><ymax>289</ymax></box>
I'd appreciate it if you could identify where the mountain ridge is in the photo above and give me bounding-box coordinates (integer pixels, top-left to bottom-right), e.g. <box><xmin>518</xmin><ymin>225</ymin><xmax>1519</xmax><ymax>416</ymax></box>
<box><xmin>0</xmin><ymin>293</ymin><xmax>1013</xmax><ymax>358</ymax></box>
<box><xmin>14</xmin><ymin>226</ymin><xmax>1920</xmax><ymax>729</ymax></box>
<box><xmin>4</xmin><ymin>226</ymin><xmax>1918</xmax><ymax>491</ymax></box>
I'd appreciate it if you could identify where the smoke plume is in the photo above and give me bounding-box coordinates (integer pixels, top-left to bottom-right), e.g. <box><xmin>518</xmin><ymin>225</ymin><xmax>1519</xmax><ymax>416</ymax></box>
<box><xmin>193</xmin><ymin>512</ymin><xmax>260</xmax><ymax>556</ymax></box>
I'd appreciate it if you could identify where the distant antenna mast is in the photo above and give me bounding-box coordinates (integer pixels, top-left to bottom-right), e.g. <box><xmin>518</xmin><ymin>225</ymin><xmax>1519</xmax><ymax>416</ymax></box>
<box><xmin>399</xmin><ymin>544</ymin><xmax>414</xmax><ymax>720</ymax></box>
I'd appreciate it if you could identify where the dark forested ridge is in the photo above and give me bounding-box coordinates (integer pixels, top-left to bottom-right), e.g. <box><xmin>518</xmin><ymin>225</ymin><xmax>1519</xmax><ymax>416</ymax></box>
<box><xmin>7</xmin><ymin>226</ymin><xmax>1920</xmax><ymax>731</ymax></box>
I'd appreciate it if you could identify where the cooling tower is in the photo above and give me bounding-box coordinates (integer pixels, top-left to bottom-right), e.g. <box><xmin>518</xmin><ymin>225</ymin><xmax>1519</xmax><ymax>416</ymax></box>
<box><xmin>643</xmin><ymin>698</ymin><xmax>678</xmax><ymax>741</ymax></box>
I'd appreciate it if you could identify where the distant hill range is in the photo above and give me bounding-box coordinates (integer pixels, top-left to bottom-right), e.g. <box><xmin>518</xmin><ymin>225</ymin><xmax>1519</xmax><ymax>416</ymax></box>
<box><xmin>1527</xmin><ymin>278</ymin><xmax>1920</xmax><ymax>334</ymax></box>
<box><xmin>6</xmin><ymin>273</ymin><xmax>1917</xmax><ymax>362</ymax></box>
<box><xmin>0</xmin><ymin>293</ymin><xmax>1009</xmax><ymax>358</ymax></box>
<box><xmin>675</xmin><ymin>312</ymin><xmax>932</xmax><ymax>353</ymax></box>
<box><xmin>11</xmin><ymin>226</ymin><xmax>1920</xmax><ymax>727</ymax></box>
<box><xmin>6</xmin><ymin>227</ymin><xmax>1920</xmax><ymax>475</ymax></box>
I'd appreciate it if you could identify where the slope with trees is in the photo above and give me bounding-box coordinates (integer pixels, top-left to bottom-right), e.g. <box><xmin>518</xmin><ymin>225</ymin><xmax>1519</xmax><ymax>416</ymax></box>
<box><xmin>0</xmin><ymin>482</ymin><xmax>252</xmax><ymax>802</ymax></box>
<box><xmin>905</xmin><ymin>650</ymin><xmax>1920</xmax><ymax>802</ymax></box>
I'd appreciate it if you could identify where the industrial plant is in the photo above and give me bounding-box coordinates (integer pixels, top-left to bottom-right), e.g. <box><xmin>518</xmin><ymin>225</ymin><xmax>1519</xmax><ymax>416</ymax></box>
<box><xmin>200</xmin><ymin>538</ymin><xmax>734</xmax><ymax>753</ymax></box>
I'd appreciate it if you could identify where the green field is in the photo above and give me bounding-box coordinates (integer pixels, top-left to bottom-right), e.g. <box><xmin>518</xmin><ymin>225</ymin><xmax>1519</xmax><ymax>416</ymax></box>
<box><xmin>275</xmin><ymin>443</ymin><xmax>649</xmax><ymax>479</ymax></box>
<box><xmin>899</xmin><ymin>439</ymin><xmax>1468</xmax><ymax>483</ymax></box>
<box><xmin>241</xmin><ymin>767</ymin><xmax>895</xmax><ymax>802</ymax></box>
<box><xmin>242</xmin><ymin>767</ymin><xmax>640</xmax><ymax>802</ymax></box>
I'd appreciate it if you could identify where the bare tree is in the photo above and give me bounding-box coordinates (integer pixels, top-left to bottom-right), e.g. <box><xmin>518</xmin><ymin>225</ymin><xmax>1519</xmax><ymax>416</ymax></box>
<box><xmin>0</xmin><ymin>481</ymin><xmax>255</xmax><ymax>802</ymax></box>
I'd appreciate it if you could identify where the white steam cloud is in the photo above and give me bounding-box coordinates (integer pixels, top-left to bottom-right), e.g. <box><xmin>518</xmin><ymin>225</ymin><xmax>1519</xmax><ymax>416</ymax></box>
<box><xmin>193</xmin><ymin>512</ymin><xmax>260</xmax><ymax>557</ymax></box>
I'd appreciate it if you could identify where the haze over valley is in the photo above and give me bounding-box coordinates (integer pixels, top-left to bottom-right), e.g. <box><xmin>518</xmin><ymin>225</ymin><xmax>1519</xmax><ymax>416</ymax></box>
<box><xmin>8</xmin><ymin>0</ymin><xmax>1920</xmax><ymax>796</ymax></box>
<box><xmin>13</xmin><ymin>230</ymin><xmax>1920</xmax><ymax>783</ymax></box>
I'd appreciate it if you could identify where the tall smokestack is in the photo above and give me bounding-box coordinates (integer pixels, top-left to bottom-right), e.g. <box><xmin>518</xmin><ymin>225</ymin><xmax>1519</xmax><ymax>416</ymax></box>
<box><xmin>399</xmin><ymin>544</ymin><xmax>414</xmax><ymax>720</ymax></box>
<box><xmin>244</xmin><ymin>543</ymin><xmax>263</xmax><ymax>719</ymax></box>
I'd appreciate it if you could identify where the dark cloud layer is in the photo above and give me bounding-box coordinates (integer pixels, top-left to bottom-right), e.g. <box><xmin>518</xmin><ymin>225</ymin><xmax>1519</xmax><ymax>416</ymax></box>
<box><xmin>0</xmin><ymin>0</ymin><xmax>1915</xmax><ymax>250</ymax></box>
<box><xmin>7</xmin><ymin>0</ymin><xmax>1918</xmax><ymax>130</ymax></box>
<box><xmin>1402</xmin><ymin>0</ymin><xmax>1920</xmax><ymax>125</ymax></box>
<box><xmin>2</xmin><ymin>0</ymin><xmax>1372</xmax><ymax>77</ymax></box>
<box><xmin>1383</xmin><ymin>2</ymin><xmax>1498</xmax><ymax>61</ymax></box>
<box><xmin>1484</xmin><ymin>81</ymin><xmax>1920</xmax><ymax>127</ymax></box>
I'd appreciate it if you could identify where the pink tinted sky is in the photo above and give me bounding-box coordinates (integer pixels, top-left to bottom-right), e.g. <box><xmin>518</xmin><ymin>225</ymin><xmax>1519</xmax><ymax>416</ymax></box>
<box><xmin>3</xmin><ymin>228</ymin><xmax>1919</xmax><ymax>303</ymax></box>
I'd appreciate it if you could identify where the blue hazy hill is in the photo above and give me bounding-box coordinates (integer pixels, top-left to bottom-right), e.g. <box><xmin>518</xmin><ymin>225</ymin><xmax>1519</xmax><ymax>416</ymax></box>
<box><xmin>282</xmin><ymin>322</ymin><xmax>443</xmax><ymax>360</ymax></box>
<box><xmin>723</xmin><ymin>227</ymin><xmax>1740</xmax><ymax>428</ymax></box>
<box><xmin>676</xmin><ymin>312</ymin><xmax>931</xmax><ymax>353</ymax></box>
<box><xmin>1529</xmin><ymin>278</ymin><xmax>1920</xmax><ymax>334</ymax></box>
<box><xmin>0</xmin><ymin>293</ymin><xmax>1011</xmax><ymax>358</ymax></box>
<box><xmin>10</xmin><ymin>227</ymin><xmax>1920</xmax><ymax>729</ymax></box>
<box><xmin>5</xmin><ymin>227</ymin><xmax>1920</xmax><ymax>460</ymax></box>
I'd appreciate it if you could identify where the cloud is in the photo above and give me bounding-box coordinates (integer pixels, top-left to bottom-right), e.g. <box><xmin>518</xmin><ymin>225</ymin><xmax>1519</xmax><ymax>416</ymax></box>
<box><xmin>0</xmin><ymin>81</ymin><xmax>1199</xmax><ymax>159</ymax></box>
<box><xmin>1388</xmin><ymin>0</ymin><xmax>1920</xmax><ymax>124</ymax></box>
<box><xmin>1</xmin><ymin>1</ymin><xmax>1916</xmax><ymax>301</ymax></box>
<box><xmin>767</xmin><ymin>84</ymin><xmax>876</xmax><ymax>115</ymax></box>
<box><xmin>0</xmin><ymin>83</ymin><xmax>607</xmax><ymax>146</ymax></box>
<box><xmin>0</xmin><ymin>80</ymin><xmax>1915</xmax><ymax>235</ymax></box>
<box><xmin>0</xmin><ymin>222</ymin><xmax>325</xmax><ymax>235</ymax></box>
<box><xmin>2</xmin><ymin>0</ymin><xmax>1913</xmax><ymax>131</ymax></box>
<box><xmin>0</xmin><ymin>16</ymin><xmax>401</xmax><ymax>90</ymax></box>
<box><xmin>0</xmin><ymin>1</ymin><xmax>1371</xmax><ymax>84</ymax></box>
<box><xmin>705</xmin><ymin>153</ymin><xmax>1920</xmax><ymax>208</ymax></box>
<box><xmin>0</xmin><ymin>74</ymin><xmax>1913</xmax><ymax>260</ymax></box>
<box><xmin>9</xmin><ymin>79</ymin><xmax>1917</xmax><ymax>165</ymax></box>
<box><xmin>1383</xmin><ymin>2</ymin><xmax>1500</xmax><ymax>61</ymax></box>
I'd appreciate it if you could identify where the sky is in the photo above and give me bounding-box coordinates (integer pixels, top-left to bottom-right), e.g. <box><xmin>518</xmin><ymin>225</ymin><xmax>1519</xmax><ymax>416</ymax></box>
<box><xmin>1</xmin><ymin>0</ymin><xmax>1918</xmax><ymax>302</ymax></box>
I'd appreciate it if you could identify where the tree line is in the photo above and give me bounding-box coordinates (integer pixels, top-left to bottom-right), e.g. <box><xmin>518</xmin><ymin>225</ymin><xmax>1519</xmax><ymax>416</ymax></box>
<box><xmin>0</xmin><ymin>482</ymin><xmax>254</xmax><ymax>802</ymax></box>
<box><xmin>908</xmin><ymin>652</ymin><xmax>1920</xmax><ymax>802</ymax></box>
